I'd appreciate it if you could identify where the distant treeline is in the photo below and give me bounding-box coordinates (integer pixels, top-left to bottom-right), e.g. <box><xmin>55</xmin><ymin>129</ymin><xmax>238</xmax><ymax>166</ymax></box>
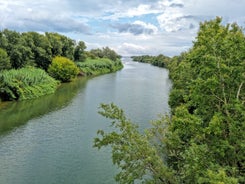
<box><xmin>131</xmin><ymin>54</ymin><xmax>171</xmax><ymax>68</ymax></box>
<box><xmin>0</xmin><ymin>29</ymin><xmax>122</xmax><ymax>101</ymax></box>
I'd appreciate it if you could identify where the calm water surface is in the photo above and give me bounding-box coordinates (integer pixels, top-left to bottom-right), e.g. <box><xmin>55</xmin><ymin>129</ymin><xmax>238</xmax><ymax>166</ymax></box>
<box><xmin>0</xmin><ymin>57</ymin><xmax>172</xmax><ymax>184</ymax></box>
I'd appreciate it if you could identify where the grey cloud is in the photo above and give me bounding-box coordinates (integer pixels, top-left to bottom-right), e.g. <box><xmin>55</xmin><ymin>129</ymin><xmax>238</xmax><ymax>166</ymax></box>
<box><xmin>65</xmin><ymin>0</ymin><xmax>159</xmax><ymax>12</ymax></box>
<box><xmin>170</xmin><ymin>3</ymin><xmax>184</xmax><ymax>8</ymax></box>
<box><xmin>3</xmin><ymin>17</ymin><xmax>90</xmax><ymax>34</ymax></box>
<box><xmin>111</xmin><ymin>23</ymin><xmax>155</xmax><ymax>35</ymax></box>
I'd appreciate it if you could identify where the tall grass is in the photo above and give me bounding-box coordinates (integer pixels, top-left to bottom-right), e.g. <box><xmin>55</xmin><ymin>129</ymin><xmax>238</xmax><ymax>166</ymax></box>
<box><xmin>77</xmin><ymin>58</ymin><xmax>123</xmax><ymax>76</ymax></box>
<box><xmin>0</xmin><ymin>67</ymin><xmax>59</xmax><ymax>101</ymax></box>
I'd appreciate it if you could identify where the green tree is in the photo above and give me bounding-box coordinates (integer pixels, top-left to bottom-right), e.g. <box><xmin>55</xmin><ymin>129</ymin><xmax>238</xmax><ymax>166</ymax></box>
<box><xmin>48</xmin><ymin>56</ymin><xmax>79</xmax><ymax>82</ymax></box>
<box><xmin>45</xmin><ymin>32</ymin><xmax>63</xmax><ymax>57</ymax></box>
<box><xmin>22</xmin><ymin>32</ymin><xmax>52</xmax><ymax>70</ymax></box>
<box><xmin>45</xmin><ymin>32</ymin><xmax>75</xmax><ymax>60</ymax></box>
<box><xmin>0</xmin><ymin>29</ymin><xmax>35</xmax><ymax>69</ymax></box>
<box><xmin>0</xmin><ymin>48</ymin><xmax>11</xmax><ymax>70</ymax></box>
<box><xmin>94</xmin><ymin>104</ymin><xmax>176</xmax><ymax>184</ymax></box>
<box><xmin>60</xmin><ymin>35</ymin><xmax>75</xmax><ymax>60</ymax></box>
<box><xmin>10</xmin><ymin>44</ymin><xmax>34</xmax><ymax>69</ymax></box>
<box><xmin>94</xmin><ymin>17</ymin><xmax>245</xmax><ymax>183</ymax></box>
<box><xmin>74</xmin><ymin>41</ymin><xmax>86</xmax><ymax>62</ymax></box>
<box><xmin>89</xmin><ymin>47</ymin><xmax>121</xmax><ymax>61</ymax></box>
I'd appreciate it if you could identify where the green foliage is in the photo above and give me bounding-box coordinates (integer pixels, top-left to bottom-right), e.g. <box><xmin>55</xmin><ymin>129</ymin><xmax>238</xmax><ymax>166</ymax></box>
<box><xmin>45</xmin><ymin>32</ymin><xmax>76</xmax><ymax>60</ymax></box>
<box><xmin>0</xmin><ymin>29</ymin><xmax>79</xmax><ymax>71</ymax></box>
<box><xmin>48</xmin><ymin>56</ymin><xmax>79</xmax><ymax>82</ymax></box>
<box><xmin>94</xmin><ymin>17</ymin><xmax>245</xmax><ymax>183</ymax></box>
<box><xmin>94</xmin><ymin>104</ymin><xmax>176</xmax><ymax>184</ymax></box>
<box><xmin>0</xmin><ymin>67</ymin><xmax>59</xmax><ymax>101</ymax></box>
<box><xmin>77</xmin><ymin>57</ymin><xmax>123</xmax><ymax>76</ymax></box>
<box><xmin>0</xmin><ymin>48</ymin><xmax>11</xmax><ymax>70</ymax></box>
<box><xmin>89</xmin><ymin>47</ymin><xmax>121</xmax><ymax>61</ymax></box>
<box><xmin>74</xmin><ymin>41</ymin><xmax>86</xmax><ymax>62</ymax></box>
<box><xmin>167</xmin><ymin>17</ymin><xmax>245</xmax><ymax>183</ymax></box>
<box><xmin>22</xmin><ymin>32</ymin><xmax>52</xmax><ymax>70</ymax></box>
<box><xmin>131</xmin><ymin>54</ymin><xmax>170</xmax><ymax>68</ymax></box>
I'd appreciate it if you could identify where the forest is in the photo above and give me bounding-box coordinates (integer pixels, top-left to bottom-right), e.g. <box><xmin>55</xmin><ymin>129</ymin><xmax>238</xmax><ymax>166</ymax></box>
<box><xmin>0</xmin><ymin>30</ymin><xmax>122</xmax><ymax>101</ymax></box>
<box><xmin>94</xmin><ymin>17</ymin><xmax>245</xmax><ymax>183</ymax></box>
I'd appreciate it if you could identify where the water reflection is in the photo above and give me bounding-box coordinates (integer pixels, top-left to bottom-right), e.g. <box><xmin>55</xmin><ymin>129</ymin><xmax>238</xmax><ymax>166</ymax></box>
<box><xmin>0</xmin><ymin>77</ymin><xmax>89</xmax><ymax>135</ymax></box>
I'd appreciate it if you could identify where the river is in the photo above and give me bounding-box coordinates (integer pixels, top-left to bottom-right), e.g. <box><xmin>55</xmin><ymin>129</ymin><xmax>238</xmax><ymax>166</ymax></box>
<box><xmin>0</xmin><ymin>57</ymin><xmax>172</xmax><ymax>184</ymax></box>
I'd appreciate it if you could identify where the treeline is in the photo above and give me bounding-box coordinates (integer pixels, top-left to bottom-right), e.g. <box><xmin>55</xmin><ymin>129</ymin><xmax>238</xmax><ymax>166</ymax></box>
<box><xmin>94</xmin><ymin>17</ymin><xmax>245</xmax><ymax>183</ymax></box>
<box><xmin>0</xmin><ymin>29</ymin><xmax>122</xmax><ymax>101</ymax></box>
<box><xmin>131</xmin><ymin>54</ymin><xmax>170</xmax><ymax>68</ymax></box>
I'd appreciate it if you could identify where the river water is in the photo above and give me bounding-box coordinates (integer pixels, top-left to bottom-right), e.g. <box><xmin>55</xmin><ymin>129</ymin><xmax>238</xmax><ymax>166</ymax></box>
<box><xmin>0</xmin><ymin>57</ymin><xmax>172</xmax><ymax>184</ymax></box>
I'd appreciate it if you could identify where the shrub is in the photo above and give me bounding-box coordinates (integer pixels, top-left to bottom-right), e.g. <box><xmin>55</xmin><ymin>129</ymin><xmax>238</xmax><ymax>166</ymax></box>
<box><xmin>48</xmin><ymin>56</ymin><xmax>79</xmax><ymax>82</ymax></box>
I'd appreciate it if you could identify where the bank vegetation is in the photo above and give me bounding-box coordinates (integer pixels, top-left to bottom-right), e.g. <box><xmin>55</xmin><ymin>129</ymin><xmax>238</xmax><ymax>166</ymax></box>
<box><xmin>0</xmin><ymin>30</ymin><xmax>122</xmax><ymax>101</ymax></box>
<box><xmin>94</xmin><ymin>17</ymin><xmax>245</xmax><ymax>183</ymax></box>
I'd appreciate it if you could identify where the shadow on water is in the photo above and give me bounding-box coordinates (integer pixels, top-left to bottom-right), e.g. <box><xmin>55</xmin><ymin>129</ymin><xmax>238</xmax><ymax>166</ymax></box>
<box><xmin>0</xmin><ymin>77</ymin><xmax>89</xmax><ymax>135</ymax></box>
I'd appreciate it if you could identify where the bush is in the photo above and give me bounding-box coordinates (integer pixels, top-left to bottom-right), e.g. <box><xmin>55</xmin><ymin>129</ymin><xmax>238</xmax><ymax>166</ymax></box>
<box><xmin>48</xmin><ymin>56</ymin><xmax>79</xmax><ymax>82</ymax></box>
<box><xmin>0</xmin><ymin>67</ymin><xmax>59</xmax><ymax>101</ymax></box>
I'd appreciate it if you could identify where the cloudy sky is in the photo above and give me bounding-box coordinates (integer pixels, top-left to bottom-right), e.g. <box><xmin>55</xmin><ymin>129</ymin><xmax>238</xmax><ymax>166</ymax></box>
<box><xmin>0</xmin><ymin>0</ymin><xmax>244</xmax><ymax>56</ymax></box>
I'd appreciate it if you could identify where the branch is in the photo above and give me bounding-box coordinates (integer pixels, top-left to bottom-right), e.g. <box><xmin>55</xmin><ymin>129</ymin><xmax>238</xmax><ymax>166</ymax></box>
<box><xmin>236</xmin><ymin>82</ymin><xmax>244</xmax><ymax>100</ymax></box>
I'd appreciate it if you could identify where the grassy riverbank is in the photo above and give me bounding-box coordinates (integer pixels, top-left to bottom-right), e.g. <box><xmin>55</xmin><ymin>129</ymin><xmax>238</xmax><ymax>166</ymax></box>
<box><xmin>0</xmin><ymin>29</ymin><xmax>122</xmax><ymax>102</ymax></box>
<box><xmin>0</xmin><ymin>58</ymin><xmax>123</xmax><ymax>102</ymax></box>
<box><xmin>77</xmin><ymin>57</ymin><xmax>123</xmax><ymax>76</ymax></box>
<box><xmin>0</xmin><ymin>67</ymin><xmax>59</xmax><ymax>101</ymax></box>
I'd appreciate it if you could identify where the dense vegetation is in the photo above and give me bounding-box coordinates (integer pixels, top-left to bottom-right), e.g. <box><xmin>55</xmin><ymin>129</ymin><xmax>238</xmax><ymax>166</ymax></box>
<box><xmin>0</xmin><ymin>67</ymin><xmax>58</xmax><ymax>101</ymax></box>
<box><xmin>77</xmin><ymin>57</ymin><xmax>123</xmax><ymax>76</ymax></box>
<box><xmin>0</xmin><ymin>29</ymin><xmax>122</xmax><ymax>101</ymax></box>
<box><xmin>131</xmin><ymin>54</ymin><xmax>170</xmax><ymax>68</ymax></box>
<box><xmin>48</xmin><ymin>56</ymin><xmax>79</xmax><ymax>82</ymax></box>
<box><xmin>94</xmin><ymin>17</ymin><xmax>245</xmax><ymax>183</ymax></box>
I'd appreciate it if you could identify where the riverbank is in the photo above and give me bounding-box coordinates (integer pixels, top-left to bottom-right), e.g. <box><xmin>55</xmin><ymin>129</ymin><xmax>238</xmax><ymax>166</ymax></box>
<box><xmin>0</xmin><ymin>59</ymin><xmax>172</xmax><ymax>184</ymax></box>
<box><xmin>0</xmin><ymin>58</ymin><xmax>123</xmax><ymax>102</ymax></box>
<box><xmin>77</xmin><ymin>57</ymin><xmax>123</xmax><ymax>76</ymax></box>
<box><xmin>0</xmin><ymin>29</ymin><xmax>122</xmax><ymax>102</ymax></box>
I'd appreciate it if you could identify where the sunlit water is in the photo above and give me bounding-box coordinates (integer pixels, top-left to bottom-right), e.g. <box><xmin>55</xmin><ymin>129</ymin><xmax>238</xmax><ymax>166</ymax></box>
<box><xmin>0</xmin><ymin>57</ymin><xmax>172</xmax><ymax>184</ymax></box>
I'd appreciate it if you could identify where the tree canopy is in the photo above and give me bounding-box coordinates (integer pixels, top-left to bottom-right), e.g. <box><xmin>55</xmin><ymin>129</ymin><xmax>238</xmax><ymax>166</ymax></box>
<box><xmin>94</xmin><ymin>17</ymin><xmax>245</xmax><ymax>183</ymax></box>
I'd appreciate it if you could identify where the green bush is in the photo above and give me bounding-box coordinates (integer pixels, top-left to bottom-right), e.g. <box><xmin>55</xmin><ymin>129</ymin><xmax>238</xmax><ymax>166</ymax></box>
<box><xmin>48</xmin><ymin>56</ymin><xmax>79</xmax><ymax>82</ymax></box>
<box><xmin>0</xmin><ymin>67</ymin><xmax>59</xmax><ymax>101</ymax></box>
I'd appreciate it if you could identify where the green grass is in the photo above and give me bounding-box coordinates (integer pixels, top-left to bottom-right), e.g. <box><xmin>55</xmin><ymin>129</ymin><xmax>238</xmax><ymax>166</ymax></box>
<box><xmin>0</xmin><ymin>67</ymin><xmax>59</xmax><ymax>101</ymax></box>
<box><xmin>77</xmin><ymin>58</ymin><xmax>123</xmax><ymax>76</ymax></box>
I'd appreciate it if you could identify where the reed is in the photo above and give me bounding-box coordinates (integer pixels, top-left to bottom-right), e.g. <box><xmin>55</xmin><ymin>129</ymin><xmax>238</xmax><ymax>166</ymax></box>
<box><xmin>0</xmin><ymin>67</ymin><xmax>59</xmax><ymax>101</ymax></box>
<box><xmin>77</xmin><ymin>58</ymin><xmax>123</xmax><ymax>76</ymax></box>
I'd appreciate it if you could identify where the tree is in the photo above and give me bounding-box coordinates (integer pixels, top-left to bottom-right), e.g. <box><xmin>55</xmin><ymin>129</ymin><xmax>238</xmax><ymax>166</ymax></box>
<box><xmin>45</xmin><ymin>32</ymin><xmax>63</xmax><ymax>57</ymax></box>
<box><xmin>0</xmin><ymin>29</ymin><xmax>35</xmax><ymax>69</ymax></box>
<box><xmin>89</xmin><ymin>47</ymin><xmax>121</xmax><ymax>61</ymax></box>
<box><xmin>22</xmin><ymin>32</ymin><xmax>52</xmax><ymax>70</ymax></box>
<box><xmin>10</xmin><ymin>44</ymin><xmax>34</xmax><ymax>69</ymax></box>
<box><xmin>0</xmin><ymin>48</ymin><xmax>11</xmax><ymax>70</ymax></box>
<box><xmin>94</xmin><ymin>104</ymin><xmax>176</xmax><ymax>184</ymax></box>
<box><xmin>94</xmin><ymin>17</ymin><xmax>245</xmax><ymax>183</ymax></box>
<box><xmin>74</xmin><ymin>41</ymin><xmax>86</xmax><ymax>62</ymax></box>
<box><xmin>60</xmin><ymin>35</ymin><xmax>75</xmax><ymax>60</ymax></box>
<box><xmin>45</xmin><ymin>32</ymin><xmax>76</xmax><ymax>60</ymax></box>
<box><xmin>48</xmin><ymin>56</ymin><xmax>79</xmax><ymax>82</ymax></box>
<box><xmin>102</xmin><ymin>47</ymin><xmax>119</xmax><ymax>61</ymax></box>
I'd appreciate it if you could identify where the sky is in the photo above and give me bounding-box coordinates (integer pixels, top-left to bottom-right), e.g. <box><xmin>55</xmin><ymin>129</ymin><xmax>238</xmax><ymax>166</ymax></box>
<box><xmin>0</xmin><ymin>0</ymin><xmax>244</xmax><ymax>56</ymax></box>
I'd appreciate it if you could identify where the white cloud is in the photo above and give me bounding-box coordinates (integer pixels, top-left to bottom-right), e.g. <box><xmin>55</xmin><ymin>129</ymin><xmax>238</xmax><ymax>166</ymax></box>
<box><xmin>111</xmin><ymin>21</ymin><xmax>158</xmax><ymax>35</ymax></box>
<box><xmin>0</xmin><ymin>0</ymin><xmax>244</xmax><ymax>56</ymax></box>
<box><xmin>117</xmin><ymin>43</ymin><xmax>148</xmax><ymax>56</ymax></box>
<box><xmin>103</xmin><ymin>3</ymin><xmax>163</xmax><ymax>20</ymax></box>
